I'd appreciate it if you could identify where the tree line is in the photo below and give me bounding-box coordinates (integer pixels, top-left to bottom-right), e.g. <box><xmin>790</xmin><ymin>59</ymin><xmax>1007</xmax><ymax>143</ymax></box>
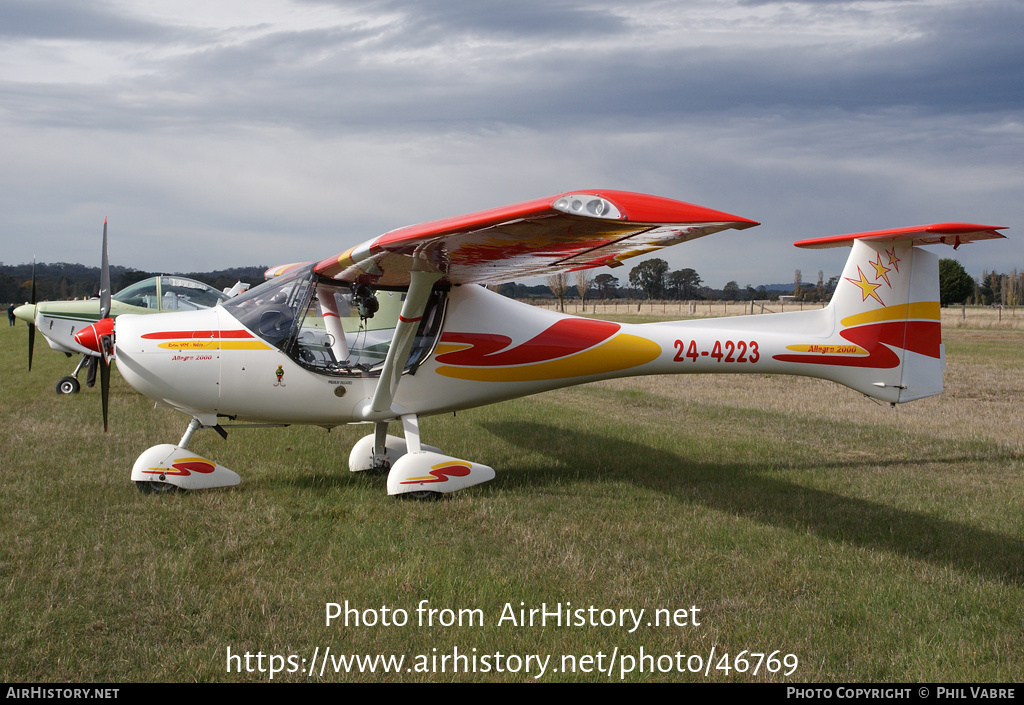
<box><xmin>939</xmin><ymin>259</ymin><xmax>1024</xmax><ymax>306</ymax></box>
<box><xmin>0</xmin><ymin>262</ymin><xmax>267</xmax><ymax>305</ymax></box>
<box><xmin>545</xmin><ymin>257</ymin><xmax>1007</xmax><ymax>308</ymax></box>
<box><xmin>525</xmin><ymin>258</ymin><xmax>838</xmax><ymax>309</ymax></box>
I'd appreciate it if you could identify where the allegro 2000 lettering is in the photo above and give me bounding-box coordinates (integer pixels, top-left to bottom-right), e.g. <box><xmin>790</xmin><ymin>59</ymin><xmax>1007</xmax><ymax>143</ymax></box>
<box><xmin>673</xmin><ymin>339</ymin><xmax>760</xmax><ymax>364</ymax></box>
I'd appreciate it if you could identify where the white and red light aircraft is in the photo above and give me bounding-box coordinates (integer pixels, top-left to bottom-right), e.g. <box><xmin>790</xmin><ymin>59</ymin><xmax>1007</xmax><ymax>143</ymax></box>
<box><xmin>73</xmin><ymin>190</ymin><xmax>1004</xmax><ymax>497</ymax></box>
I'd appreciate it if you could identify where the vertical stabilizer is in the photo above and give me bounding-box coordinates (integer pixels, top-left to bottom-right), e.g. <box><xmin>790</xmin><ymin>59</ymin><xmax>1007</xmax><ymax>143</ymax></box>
<box><xmin>775</xmin><ymin>238</ymin><xmax>943</xmax><ymax>402</ymax></box>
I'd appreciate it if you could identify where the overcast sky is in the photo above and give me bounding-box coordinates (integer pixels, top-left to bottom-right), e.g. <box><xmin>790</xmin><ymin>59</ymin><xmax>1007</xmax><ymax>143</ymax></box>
<box><xmin>1</xmin><ymin>0</ymin><xmax>1021</xmax><ymax>288</ymax></box>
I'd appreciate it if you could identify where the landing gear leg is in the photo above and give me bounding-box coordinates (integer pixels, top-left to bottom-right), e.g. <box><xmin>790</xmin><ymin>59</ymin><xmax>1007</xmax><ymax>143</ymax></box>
<box><xmin>179</xmin><ymin>417</ymin><xmax>203</xmax><ymax>448</ymax></box>
<box><xmin>371</xmin><ymin>421</ymin><xmax>391</xmax><ymax>470</ymax></box>
<box><xmin>56</xmin><ymin>356</ymin><xmax>89</xmax><ymax>394</ymax></box>
<box><xmin>401</xmin><ymin>414</ymin><xmax>422</xmax><ymax>454</ymax></box>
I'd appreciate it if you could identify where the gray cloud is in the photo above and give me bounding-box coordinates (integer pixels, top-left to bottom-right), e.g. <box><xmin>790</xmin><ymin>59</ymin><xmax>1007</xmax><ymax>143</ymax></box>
<box><xmin>0</xmin><ymin>0</ymin><xmax>173</xmax><ymax>41</ymax></box>
<box><xmin>0</xmin><ymin>0</ymin><xmax>1020</xmax><ymax>285</ymax></box>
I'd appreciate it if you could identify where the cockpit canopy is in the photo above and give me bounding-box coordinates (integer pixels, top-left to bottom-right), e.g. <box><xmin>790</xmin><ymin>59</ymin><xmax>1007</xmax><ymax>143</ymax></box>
<box><xmin>113</xmin><ymin>276</ymin><xmax>229</xmax><ymax>311</ymax></box>
<box><xmin>221</xmin><ymin>265</ymin><xmax>447</xmax><ymax>377</ymax></box>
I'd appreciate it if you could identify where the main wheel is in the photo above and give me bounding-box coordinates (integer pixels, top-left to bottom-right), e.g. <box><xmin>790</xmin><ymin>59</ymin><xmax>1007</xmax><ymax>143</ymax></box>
<box><xmin>402</xmin><ymin>490</ymin><xmax>442</xmax><ymax>501</ymax></box>
<box><xmin>135</xmin><ymin>480</ymin><xmax>180</xmax><ymax>495</ymax></box>
<box><xmin>56</xmin><ymin>376</ymin><xmax>81</xmax><ymax>395</ymax></box>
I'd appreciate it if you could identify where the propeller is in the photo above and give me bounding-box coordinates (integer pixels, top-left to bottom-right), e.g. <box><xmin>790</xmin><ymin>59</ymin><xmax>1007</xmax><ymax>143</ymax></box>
<box><xmin>27</xmin><ymin>260</ymin><xmax>36</xmax><ymax>371</ymax></box>
<box><xmin>74</xmin><ymin>219</ymin><xmax>114</xmax><ymax>431</ymax></box>
<box><xmin>98</xmin><ymin>218</ymin><xmax>111</xmax><ymax>432</ymax></box>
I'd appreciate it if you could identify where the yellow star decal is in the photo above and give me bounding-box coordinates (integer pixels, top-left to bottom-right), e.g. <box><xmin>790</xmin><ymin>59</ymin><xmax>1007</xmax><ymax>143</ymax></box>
<box><xmin>845</xmin><ymin>266</ymin><xmax>885</xmax><ymax>305</ymax></box>
<box><xmin>885</xmin><ymin>246</ymin><xmax>901</xmax><ymax>273</ymax></box>
<box><xmin>870</xmin><ymin>254</ymin><xmax>892</xmax><ymax>287</ymax></box>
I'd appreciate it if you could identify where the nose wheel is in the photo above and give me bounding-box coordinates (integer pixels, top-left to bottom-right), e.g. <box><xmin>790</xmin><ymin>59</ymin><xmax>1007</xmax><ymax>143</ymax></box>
<box><xmin>56</xmin><ymin>376</ymin><xmax>81</xmax><ymax>395</ymax></box>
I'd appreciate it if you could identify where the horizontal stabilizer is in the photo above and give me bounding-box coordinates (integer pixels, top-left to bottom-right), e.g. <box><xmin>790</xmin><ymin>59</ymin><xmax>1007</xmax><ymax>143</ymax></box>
<box><xmin>795</xmin><ymin>223</ymin><xmax>1006</xmax><ymax>250</ymax></box>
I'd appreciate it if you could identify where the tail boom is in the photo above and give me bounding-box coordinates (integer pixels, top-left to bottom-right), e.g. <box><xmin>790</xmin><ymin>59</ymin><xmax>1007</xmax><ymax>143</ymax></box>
<box><xmin>635</xmin><ymin>238</ymin><xmax>947</xmax><ymax>403</ymax></box>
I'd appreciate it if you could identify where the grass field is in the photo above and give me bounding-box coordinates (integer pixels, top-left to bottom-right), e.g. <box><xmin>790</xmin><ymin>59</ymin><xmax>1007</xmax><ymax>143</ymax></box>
<box><xmin>1</xmin><ymin>318</ymin><xmax>1022</xmax><ymax>682</ymax></box>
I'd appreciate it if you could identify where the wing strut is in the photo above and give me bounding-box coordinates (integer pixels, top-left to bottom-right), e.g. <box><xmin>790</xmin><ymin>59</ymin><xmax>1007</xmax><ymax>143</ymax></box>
<box><xmin>357</xmin><ymin>268</ymin><xmax>443</xmax><ymax>421</ymax></box>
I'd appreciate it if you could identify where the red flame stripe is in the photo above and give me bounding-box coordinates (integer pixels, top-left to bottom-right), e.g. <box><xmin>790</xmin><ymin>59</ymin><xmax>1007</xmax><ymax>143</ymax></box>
<box><xmin>772</xmin><ymin>321</ymin><xmax>940</xmax><ymax>368</ymax></box>
<box><xmin>400</xmin><ymin>464</ymin><xmax>474</xmax><ymax>485</ymax></box>
<box><xmin>437</xmin><ymin>319</ymin><xmax>620</xmax><ymax>367</ymax></box>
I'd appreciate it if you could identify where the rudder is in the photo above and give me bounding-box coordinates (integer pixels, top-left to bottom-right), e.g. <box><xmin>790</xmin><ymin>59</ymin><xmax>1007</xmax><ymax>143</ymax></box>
<box><xmin>777</xmin><ymin>239</ymin><xmax>943</xmax><ymax>403</ymax></box>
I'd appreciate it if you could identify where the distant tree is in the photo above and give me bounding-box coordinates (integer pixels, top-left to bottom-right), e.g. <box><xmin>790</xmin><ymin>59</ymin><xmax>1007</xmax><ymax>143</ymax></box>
<box><xmin>667</xmin><ymin>268</ymin><xmax>702</xmax><ymax>299</ymax></box>
<box><xmin>722</xmin><ymin>281</ymin><xmax>740</xmax><ymax>301</ymax></box>
<box><xmin>629</xmin><ymin>258</ymin><xmax>669</xmax><ymax>299</ymax></box>
<box><xmin>593</xmin><ymin>273</ymin><xmax>619</xmax><ymax>299</ymax></box>
<box><xmin>978</xmin><ymin>270</ymin><xmax>1001</xmax><ymax>306</ymax></box>
<box><xmin>798</xmin><ymin>282</ymin><xmax>818</xmax><ymax>301</ymax></box>
<box><xmin>827</xmin><ymin>275</ymin><xmax>839</xmax><ymax>295</ymax></box>
<box><xmin>117</xmin><ymin>270</ymin><xmax>153</xmax><ymax>290</ymax></box>
<box><xmin>938</xmin><ymin>259</ymin><xmax>974</xmax><ymax>306</ymax></box>
<box><xmin>575</xmin><ymin>270</ymin><xmax>593</xmax><ymax>309</ymax></box>
<box><xmin>547</xmin><ymin>272</ymin><xmax>568</xmax><ymax>312</ymax></box>
<box><xmin>793</xmin><ymin>269</ymin><xmax>802</xmax><ymax>299</ymax></box>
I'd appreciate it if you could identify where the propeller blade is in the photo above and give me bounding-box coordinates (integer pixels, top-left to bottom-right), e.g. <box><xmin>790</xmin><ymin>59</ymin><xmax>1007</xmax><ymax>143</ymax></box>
<box><xmin>97</xmin><ymin>221</ymin><xmax>111</xmax><ymax>432</ymax></box>
<box><xmin>99</xmin><ymin>218</ymin><xmax>110</xmax><ymax>320</ymax></box>
<box><xmin>100</xmin><ymin>354</ymin><xmax>110</xmax><ymax>433</ymax></box>
<box><xmin>73</xmin><ymin>319</ymin><xmax>114</xmax><ymax>431</ymax></box>
<box><xmin>27</xmin><ymin>260</ymin><xmax>36</xmax><ymax>371</ymax></box>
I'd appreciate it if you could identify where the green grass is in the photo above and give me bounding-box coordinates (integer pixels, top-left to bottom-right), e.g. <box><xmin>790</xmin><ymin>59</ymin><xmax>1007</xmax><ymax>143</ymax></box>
<box><xmin>942</xmin><ymin>329</ymin><xmax>1024</xmax><ymax>367</ymax></box>
<box><xmin>1</xmin><ymin>322</ymin><xmax>1022</xmax><ymax>682</ymax></box>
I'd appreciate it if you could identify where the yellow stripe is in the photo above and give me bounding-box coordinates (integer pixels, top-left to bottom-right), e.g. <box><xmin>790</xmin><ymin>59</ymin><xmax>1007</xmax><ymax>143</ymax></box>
<box><xmin>433</xmin><ymin>343</ymin><xmax>471</xmax><ymax>356</ymax></box>
<box><xmin>157</xmin><ymin>341</ymin><xmax>219</xmax><ymax>350</ymax></box>
<box><xmin>785</xmin><ymin>344</ymin><xmax>867</xmax><ymax>355</ymax></box>
<box><xmin>840</xmin><ymin>301</ymin><xmax>940</xmax><ymax>328</ymax></box>
<box><xmin>335</xmin><ymin>246</ymin><xmax>356</xmax><ymax>269</ymax></box>
<box><xmin>221</xmin><ymin>341</ymin><xmax>273</xmax><ymax>350</ymax></box>
<box><xmin>436</xmin><ymin>334</ymin><xmax>660</xmax><ymax>382</ymax></box>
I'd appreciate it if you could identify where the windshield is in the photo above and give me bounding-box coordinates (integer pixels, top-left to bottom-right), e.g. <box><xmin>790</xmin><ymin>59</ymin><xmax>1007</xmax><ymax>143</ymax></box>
<box><xmin>113</xmin><ymin>278</ymin><xmax>160</xmax><ymax>309</ymax></box>
<box><xmin>158</xmin><ymin>277</ymin><xmax>228</xmax><ymax>310</ymax></box>
<box><xmin>113</xmin><ymin>276</ymin><xmax>229</xmax><ymax>311</ymax></box>
<box><xmin>221</xmin><ymin>266</ymin><xmax>313</xmax><ymax>350</ymax></box>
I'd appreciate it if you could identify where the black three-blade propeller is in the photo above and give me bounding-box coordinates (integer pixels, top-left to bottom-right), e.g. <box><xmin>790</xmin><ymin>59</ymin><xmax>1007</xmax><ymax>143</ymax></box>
<box><xmin>27</xmin><ymin>260</ymin><xmax>36</xmax><ymax>371</ymax></box>
<box><xmin>98</xmin><ymin>218</ymin><xmax>112</xmax><ymax>432</ymax></box>
<box><xmin>73</xmin><ymin>219</ymin><xmax>114</xmax><ymax>431</ymax></box>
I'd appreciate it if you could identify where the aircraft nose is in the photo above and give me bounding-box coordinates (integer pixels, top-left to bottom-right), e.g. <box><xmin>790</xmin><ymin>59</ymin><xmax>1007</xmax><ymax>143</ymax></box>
<box><xmin>75</xmin><ymin>317</ymin><xmax>115</xmax><ymax>355</ymax></box>
<box><xmin>13</xmin><ymin>304</ymin><xmax>35</xmax><ymax>324</ymax></box>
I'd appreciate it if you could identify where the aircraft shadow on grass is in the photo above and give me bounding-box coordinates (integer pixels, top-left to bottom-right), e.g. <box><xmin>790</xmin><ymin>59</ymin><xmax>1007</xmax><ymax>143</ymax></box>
<box><xmin>481</xmin><ymin>420</ymin><xmax>1024</xmax><ymax>588</ymax></box>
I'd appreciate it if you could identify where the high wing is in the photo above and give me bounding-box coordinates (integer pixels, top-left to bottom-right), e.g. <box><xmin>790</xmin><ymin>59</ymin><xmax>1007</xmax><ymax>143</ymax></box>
<box><xmin>794</xmin><ymin>223</ymin><xmax>1006</xmax><ymax>250</ymax></box>
<box><xmin>314</xmin><ymin>190</ymin><xmax>758</xmax><ymax>286</ymax></box>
